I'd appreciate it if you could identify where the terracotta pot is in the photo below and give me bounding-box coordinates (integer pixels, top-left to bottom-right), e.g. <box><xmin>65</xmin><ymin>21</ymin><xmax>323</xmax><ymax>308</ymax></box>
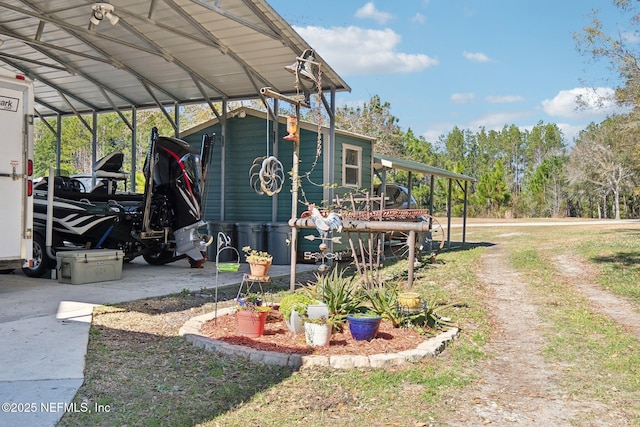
<box><xmin>249</xmin><ymin>260</ymin><xmax>271</xmax><ymax>278</ymax></box>
<box><xmin>236</xmin><ymin>310</ymin><xmax>268</xmax><ymax>338</ymax></box>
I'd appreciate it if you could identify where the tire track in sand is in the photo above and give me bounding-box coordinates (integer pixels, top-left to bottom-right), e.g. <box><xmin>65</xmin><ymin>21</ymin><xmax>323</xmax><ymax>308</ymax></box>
<box><xmin>443</xmin><ymin>245</ymin><xmax>614</xmax><ymax>426</ymax></box>
<box><xmin>554</xmin><ymin>253</ymin><xmax>640</xmax><ymax>342</ymax></box>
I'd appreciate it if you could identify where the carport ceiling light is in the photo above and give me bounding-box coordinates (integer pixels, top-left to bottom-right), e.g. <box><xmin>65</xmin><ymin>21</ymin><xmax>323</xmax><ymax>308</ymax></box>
<box><xmin>90</xmin><ymin>3</ymin><xmax>119</xmax><ymax>26</ymax></box>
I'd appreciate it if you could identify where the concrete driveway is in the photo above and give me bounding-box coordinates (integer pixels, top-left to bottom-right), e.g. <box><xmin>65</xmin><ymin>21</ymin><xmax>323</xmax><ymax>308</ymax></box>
<box><xmin>0</xmin><ymin>258</ymin><xmax>312</xmax><ymax>427</ymax></box>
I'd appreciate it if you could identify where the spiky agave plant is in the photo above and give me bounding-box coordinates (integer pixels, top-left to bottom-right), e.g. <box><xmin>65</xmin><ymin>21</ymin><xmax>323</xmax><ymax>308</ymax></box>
<box><xmin>301</xmin><ymin>268</ymin><xmax>365</xmax><ymax>331</ymax></box>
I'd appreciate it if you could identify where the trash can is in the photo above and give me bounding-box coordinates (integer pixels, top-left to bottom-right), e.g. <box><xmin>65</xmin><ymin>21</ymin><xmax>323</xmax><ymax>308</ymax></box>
<box><xmin>207</xmin><ymin>221</ymin><xmax>236</xmax><ymax>262</ymax></box>
<box><xmin>266</xmin><ymin>222</ymin><xmax>292</xmax><ymax>265</ymax></box>
<box><xmin>235</xmin><ymin>222</ymin><xmax>266</xmax><ymax>261</ymax></box>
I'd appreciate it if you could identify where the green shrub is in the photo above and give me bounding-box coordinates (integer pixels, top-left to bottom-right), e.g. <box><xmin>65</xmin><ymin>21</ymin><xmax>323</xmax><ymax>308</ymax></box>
<box><xmin>279</xmin><ymin>293</ymin><xmax>315</xmax><ymax>320</ymax></box>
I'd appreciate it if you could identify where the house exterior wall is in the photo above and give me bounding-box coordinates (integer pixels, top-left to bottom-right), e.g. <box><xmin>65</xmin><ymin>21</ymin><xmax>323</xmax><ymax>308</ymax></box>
<box><xmin>181</xmin><ymin>111</ymin><xmax>373</xmax><ymax>261</ymax></box>
<box><xmin>330</xmin><ymin>133</ymin><xmax>374</xmax><ymax>200</ymax></box>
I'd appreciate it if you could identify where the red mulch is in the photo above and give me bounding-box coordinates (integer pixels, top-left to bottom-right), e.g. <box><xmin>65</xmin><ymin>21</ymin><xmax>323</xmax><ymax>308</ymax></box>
<box><xmin>199</xmin><ymin>307</ymin><xmax>430</xmax><ymax>357</ymax></box>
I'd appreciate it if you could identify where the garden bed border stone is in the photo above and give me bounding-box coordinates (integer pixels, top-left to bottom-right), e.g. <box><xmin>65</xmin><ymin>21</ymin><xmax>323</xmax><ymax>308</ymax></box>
<box><xmin>179</xmin><ymin>309</ymin><xmax>459</xmax><ymax>370</ymax></box>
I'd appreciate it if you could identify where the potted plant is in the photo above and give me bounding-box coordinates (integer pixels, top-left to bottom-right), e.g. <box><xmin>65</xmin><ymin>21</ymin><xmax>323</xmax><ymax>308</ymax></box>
<box><xmin>364</xmin><ymin>284</ymin><xmax>403</xmax><ymax>328</ymax></box>
<box><xmin>236</xmin><ymin>292</ymin><xmax>263</xmax><ymax>307</ymax></box>
<box><xmin>302</xmin><ymin>315</ymin><xmax>333</xmax><ymax>347</ymax></box>
<box><xmin>398</xmin><ymin>292</ymin><xmax>422</xmax><ymax>310</ymax></box>
<box><xmin>235</xmin><ymin>299</ymin><xmax>270</xmax><ymax>338</ymax></box>
<box><xmin>300</xmin><ymin>268</ymin><xmax>364</xmax><ymax>332</ymax></box>
<box><xmin>279</xmin><ymin>292</ymin><xmax>314</xmax><ymax>334</ymax></box>
<box><xmin>347</xmin><ymin>311</ymin><xmax>382</xmax><ymax>341</ymax></box>
<box><xmin>245</xmin><ymin>293</ymin><xmax>264</xmax><ymax>306</ymax></box>
<box><xmin>242</xmin><ymin>246</ymin><xmax>273</xmax><ymax>278</ymax></box>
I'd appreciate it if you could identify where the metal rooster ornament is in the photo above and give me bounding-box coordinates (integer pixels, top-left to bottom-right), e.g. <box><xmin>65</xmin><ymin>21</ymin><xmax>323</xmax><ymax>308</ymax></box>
<box><xmin>304</xmin><ymin>203</ymin><xmax>343</xmax><ymax>239</ymax></box>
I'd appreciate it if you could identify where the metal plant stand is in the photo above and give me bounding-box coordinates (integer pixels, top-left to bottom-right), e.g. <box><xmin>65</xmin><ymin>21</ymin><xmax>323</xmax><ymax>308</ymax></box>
<box><xmin>213</xmin><ymin>232</ymin><xmax>239</xmax><ymax>324</ymax></box>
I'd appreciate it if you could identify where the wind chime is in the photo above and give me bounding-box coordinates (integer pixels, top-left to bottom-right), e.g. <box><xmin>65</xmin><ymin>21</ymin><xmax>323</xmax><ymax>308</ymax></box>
<box><xmin>284</xmin><ymin>50</ymin><xmax>341</xmax><ymax>273</ymax></box>
<box><xmin>249</xmin><ymin>49</ymin><xmax>323</xmax><ymax>197</ymax></box>
<box><xmin>285</xmin><ymin>50</ymin><xmax>344</xmax><ymax>274</ymax></box>
<box><xmin>284</xmin><ymin>49</ymin><xmax>321</xmax><ymax>106</ymax></box>
<box><xmin>248</xmin><ymin>103</ymin><xmax>285</xmax><ymax>196</ymax></box>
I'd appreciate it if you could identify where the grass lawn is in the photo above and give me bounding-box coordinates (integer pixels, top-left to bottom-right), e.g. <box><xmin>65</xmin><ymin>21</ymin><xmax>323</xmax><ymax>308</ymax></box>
<box><xmin>57</xmin><ymin>219</ymin><xmax>640</xmax><ymax>427</ymax></box>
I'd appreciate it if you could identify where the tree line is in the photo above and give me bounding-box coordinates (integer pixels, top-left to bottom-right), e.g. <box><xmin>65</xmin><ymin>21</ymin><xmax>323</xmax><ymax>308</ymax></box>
<box><xmin>33</xmin><ymin>0</ymin><xmax>640</xmax><ymax>219</ymax></box>
<box><xmin>337</xmin><ymin>96</ymin><xmax>640</xmax><ymax>219</ymax></box>
<box><xmin>34</xmin><ymin>96</ymin><xmax>640</xmax><ymax>219</ymax></box>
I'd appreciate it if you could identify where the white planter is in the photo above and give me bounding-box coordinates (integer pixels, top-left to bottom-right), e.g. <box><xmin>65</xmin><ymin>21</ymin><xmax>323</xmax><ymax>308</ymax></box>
<box><xmin>304</xmin><ymin>322</ymin><xmax>332</xmax><ymax>346</ymax></box>
<box><xmin>306</xmin><ymin>303</ymin><xmax>329</xmax><ymax>320</ymax></box>
<box><xmin>285</xmin><ymin>309</ymin><xmax>305</xmax><ymax>334</ymax></box>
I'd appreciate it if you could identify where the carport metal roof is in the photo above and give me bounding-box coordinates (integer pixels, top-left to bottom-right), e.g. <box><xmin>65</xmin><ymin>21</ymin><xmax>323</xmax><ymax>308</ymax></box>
<box><xmin>0</xmin><ymin>0</ymin><xmax>350</xmax><ymax>118</ymax></box>
<box><xmin>374</xmin><ymin>153</ymin><xmax>476</xmax><ymax>182</ymax></box>
<box><xmin>373</xmin><ymin>153</ymin><xmax>475</xmax><ymax>251</ymax></box>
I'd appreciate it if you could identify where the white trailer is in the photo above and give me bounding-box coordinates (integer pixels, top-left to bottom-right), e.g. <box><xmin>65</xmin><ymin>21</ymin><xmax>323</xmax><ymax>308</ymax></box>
<box><xmin>0</xmin><ymin>69</ymin><xmax>34</xmax><ymax>273</ymax></box>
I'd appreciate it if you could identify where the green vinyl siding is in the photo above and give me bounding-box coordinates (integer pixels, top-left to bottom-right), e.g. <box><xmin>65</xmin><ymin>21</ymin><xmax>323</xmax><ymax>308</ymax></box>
<box><xmin>181</xmin><ymin>109</ymin><xmax>373</xmax><ymax>259</ymax></box>
<box><xmin>225</xmin><ymin>115</ymin><xmax>274</xmax><ymax>221</ymax></box>
<box><xmin>280</xmin><ymin>128</ymin><xmax>324</xmax><ymax>221</ymax></box>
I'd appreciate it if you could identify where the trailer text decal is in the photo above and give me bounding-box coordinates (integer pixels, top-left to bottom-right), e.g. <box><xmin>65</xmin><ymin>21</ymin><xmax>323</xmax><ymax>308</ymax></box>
<box><xmin>0</xmin><ymin>96</ymin><xmax>19</xmax><ymax>112</ymax></box>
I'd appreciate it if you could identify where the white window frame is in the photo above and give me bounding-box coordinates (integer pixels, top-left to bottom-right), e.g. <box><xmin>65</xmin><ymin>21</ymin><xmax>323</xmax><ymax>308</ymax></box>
<box><xmin>342</xmin><ymin>144</ymin><xmax>362</xmax><ymax>187</ymax></box>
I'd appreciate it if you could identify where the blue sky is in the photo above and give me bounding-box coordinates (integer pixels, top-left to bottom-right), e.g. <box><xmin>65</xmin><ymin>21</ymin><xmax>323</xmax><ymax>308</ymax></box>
<box><xmin>267</xmin><ymin>0</ymin><xmax>629</xmax><ymax>145</ymax></box>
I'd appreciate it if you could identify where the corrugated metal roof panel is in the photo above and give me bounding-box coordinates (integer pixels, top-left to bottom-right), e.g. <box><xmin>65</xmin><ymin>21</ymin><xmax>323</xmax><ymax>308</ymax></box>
<box><xmin>374</xmin><ymin>154</ymin><xmax>477</xmax><ymax>182</ymax></box>
<box><xmin>0</xmin><ymin>0</ymin><xmax>350</xmax><ymax>116</ymax></box>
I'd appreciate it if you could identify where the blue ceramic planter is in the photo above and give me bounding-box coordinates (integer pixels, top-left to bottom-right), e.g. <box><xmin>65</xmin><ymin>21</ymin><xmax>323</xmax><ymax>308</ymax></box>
<box><xmin>347</xmin><ymin>314</ymin><xmax>382</xmax><ymax>341</ymax></box>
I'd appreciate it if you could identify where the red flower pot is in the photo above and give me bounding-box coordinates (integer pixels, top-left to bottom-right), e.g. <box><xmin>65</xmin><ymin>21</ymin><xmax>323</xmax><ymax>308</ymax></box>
<box><xmin>236</xmin><ymin>310</ymin><xmax>268</xmax><ymax>338</ymax></box>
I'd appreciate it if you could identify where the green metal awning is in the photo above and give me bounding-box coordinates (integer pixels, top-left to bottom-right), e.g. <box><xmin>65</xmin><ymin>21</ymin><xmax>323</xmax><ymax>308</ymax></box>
<box><xmin>374</xmin><ymin>153</ymin><xmax>476</xmax><ymax>182</ymax></box>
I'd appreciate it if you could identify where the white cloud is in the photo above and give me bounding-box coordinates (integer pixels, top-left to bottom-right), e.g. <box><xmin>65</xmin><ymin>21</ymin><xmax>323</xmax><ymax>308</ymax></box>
<box><xmin>541</xmin><ymin>87</ymin><xmax>621</xmax><ymax>119</ymax></box>
<box><xmin>423</xmin><ymin>128</ymin><xmax>447</xmax><ymax>143</ymax></box>
<box><xmin>294</xmin><ymin>25</ymin><xmax>438</xmax><ymax>75</ymax></box>
<box><xmin>486</xmin><ymin>95</ymin><xmax>525</xmax><ymax>103</ymax></box>
<box><xmin>422</xmin><ymin>104</ymin><xmax>598</xmax><ymax>145</ymax></box>
<box><xmin>463</xmin><ymin>51</ymin><xmax>492</xmax><ymax>63</ymax></box>
<box><xmin>451</xmin><ymin>92</ymin><xmax>475</xmax><ymax>104</ymax></box>
<box><xmin>355</xmin><ymin>2</ymin><xmax>392</xmax><ymax>25</ymax></box>
<box><xmin>622</xmin><ymin>31</ymin><xmax>640</xmax><ymax>43</ymax></box>
<box><xmin>555</xmin><ymin>122</ymin><xmax>586</xmax><ymax>144</ymax></box>
<box><xmin>468</xmin><ymin>111</ymin><xmax>532</xmax><ymax>130</ymax></box>
<box><xmin>411</xmin><ymin>13</ymin><xmax>426</xmax><ymax>24</ymax></box>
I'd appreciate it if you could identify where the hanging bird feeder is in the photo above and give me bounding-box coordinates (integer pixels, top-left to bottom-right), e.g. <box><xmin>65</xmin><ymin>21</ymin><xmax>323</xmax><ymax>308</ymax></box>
<box><xmin>284</xmin><ymin>115</ymin><xmax>298</xmax><ymax>141</ymax></box>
